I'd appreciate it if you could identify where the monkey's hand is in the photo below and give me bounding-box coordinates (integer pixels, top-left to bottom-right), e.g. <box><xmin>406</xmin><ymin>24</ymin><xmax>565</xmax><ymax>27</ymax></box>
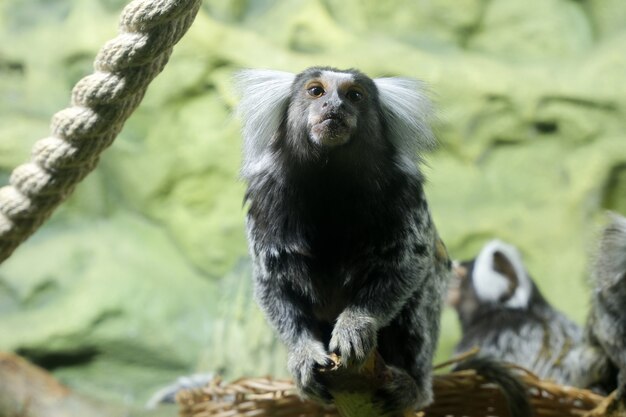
<box><xmin>329</xmin><ymin>309</ymin><xmax>378</xmax><ymax>366</ymax></box>
<box><xmin>288</xmin><ymin>338</ymin><xmax>334</xmax><ymax>403</ymax></box>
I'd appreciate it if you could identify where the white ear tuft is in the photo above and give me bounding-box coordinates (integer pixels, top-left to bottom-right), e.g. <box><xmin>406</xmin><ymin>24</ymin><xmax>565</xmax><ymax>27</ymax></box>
<box><xmin>234</xmin><ymin>69</ymin><xmax>296</xmax><ymax>178</ymax></box>
<box><xmin>373</xmin><ymin>77</ymin><xmax>436</xmax><ymax>161</ymax></box>
<box><xmin>472</xmin><ymin>239</ymin><xmax>533</xmax><ymax>308</ymax></box>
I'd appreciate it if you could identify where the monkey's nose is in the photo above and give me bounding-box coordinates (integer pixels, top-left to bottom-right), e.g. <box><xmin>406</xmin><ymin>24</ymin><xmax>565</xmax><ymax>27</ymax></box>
<box><xmin>322</xmin><ymin>95</ymin><xmax>344</xmax><ymax>109</ymax></box>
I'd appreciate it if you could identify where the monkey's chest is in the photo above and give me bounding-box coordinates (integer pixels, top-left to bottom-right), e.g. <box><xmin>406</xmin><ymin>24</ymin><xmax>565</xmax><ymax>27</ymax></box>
<box><xmin>303</xmin><ymin>197</ymin><xmax>400</xmax><ymax>257</ymax></box>
<box><xmin>260</xmin><ymin>204</ymin><xmax>389</xmax><ymax>259</ymax></box>
<box><xmin>310</xmin><ymin>278</ymin><xmax>351</xmax><ymax>322</ymax></box>
<box><xmin>249</xmin><ymin>169</ymin><xmax>409</xmax><ymax>256</ymax></box>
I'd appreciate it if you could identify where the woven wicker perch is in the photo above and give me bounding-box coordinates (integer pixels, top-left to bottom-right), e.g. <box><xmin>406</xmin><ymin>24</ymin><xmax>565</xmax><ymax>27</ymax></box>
<box><xmin>177</xmin><ymin>364</ymin><xmax>621</xmax><ymax>417</ymax></box>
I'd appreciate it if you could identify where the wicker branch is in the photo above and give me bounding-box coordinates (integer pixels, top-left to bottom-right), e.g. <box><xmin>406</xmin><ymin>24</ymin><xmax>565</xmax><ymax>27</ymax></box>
<box><xmin>0</xmin><ymin>0</ymin><xmax>202</xmax><ymax>263</ymax></box>
<box><xmin>583</xmin><ymin>391</ymin><xmax>626</xmax><ymax>417</ymax></box>
<box><xmin>177</xmin><ymin>362</ymin><xmax>610</xmax><ymax>417</ymax></box>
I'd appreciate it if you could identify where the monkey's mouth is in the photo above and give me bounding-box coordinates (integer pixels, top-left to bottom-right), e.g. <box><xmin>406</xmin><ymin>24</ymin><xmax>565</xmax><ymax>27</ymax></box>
<box><xmin>319</xmin><ymin>115</ymin><xmax>346</xmax><ymax>129</ymax></box>
<box><xmin>309</xmin><ymin>113</ymin><xmax>354</xmax><ymax>147</ymax></box>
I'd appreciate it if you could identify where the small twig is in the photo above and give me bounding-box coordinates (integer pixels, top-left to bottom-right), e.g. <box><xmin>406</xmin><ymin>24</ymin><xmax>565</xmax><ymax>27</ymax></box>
<box><xmin>433</xmin><ymin>347</ymin><xmax>480</xmax><ymax>371</ymax></box>
<box><xmin>318</xmin><ymin>352</ymin><xmax>414</xmax><ymax>417</ymax></box>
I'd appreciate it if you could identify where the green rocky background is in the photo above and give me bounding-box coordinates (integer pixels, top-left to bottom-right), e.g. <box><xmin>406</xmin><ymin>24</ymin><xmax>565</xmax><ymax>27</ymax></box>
<box><xmin>1</xmin><ymin>0</ymin><xmax>625</xmax><ymax>414</ymax></box>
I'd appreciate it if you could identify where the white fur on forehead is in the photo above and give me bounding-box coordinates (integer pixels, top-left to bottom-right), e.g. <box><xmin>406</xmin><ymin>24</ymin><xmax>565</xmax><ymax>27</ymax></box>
<box><xmin>472</xmin><ymin>239</ymin><xmax>532</xmax><ymax>309</ymax></box>
<box><xmin>320</xmin><ymin>70</ymin><xmax>354</xmax><ymax>83</ymax></box>
<box><xmin>234</xmin><ymin>69</ymin><xmax>295</xmax><ymax>178</ymax></box>
<box><xmin>373</xmin><ymin>77</ymin><xmax>436</xmax><ymax>161</ymax></box>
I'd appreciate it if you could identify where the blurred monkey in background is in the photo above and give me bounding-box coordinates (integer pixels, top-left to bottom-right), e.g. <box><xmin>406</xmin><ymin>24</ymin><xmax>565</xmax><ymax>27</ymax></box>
<box><xmin>586</xmin><ymin>213</ymin><xmax>626</xmax><ymax>398</ymax></box>
<box><xmin>449</xmin><ymin>239</ymin><xmax>613</xmax><ymax>392</ymax></box>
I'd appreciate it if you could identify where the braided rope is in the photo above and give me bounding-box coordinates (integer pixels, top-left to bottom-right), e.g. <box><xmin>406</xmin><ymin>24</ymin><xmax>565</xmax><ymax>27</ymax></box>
<box><xmin>0</xmin><ymin>0</ymin><xmax>202</xmax><ymax>263</ymax></box>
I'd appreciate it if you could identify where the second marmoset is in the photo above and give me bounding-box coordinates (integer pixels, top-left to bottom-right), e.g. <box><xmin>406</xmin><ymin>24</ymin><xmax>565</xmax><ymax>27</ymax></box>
<box><xmin>449</xmin><ymin>239</ymin><xmax>613</xmax><ymax>393</ymax></box>
<box><xmin>236</xmin><ymin>66</ymin><xmax>450</xmax><ymax>411</ymax></box>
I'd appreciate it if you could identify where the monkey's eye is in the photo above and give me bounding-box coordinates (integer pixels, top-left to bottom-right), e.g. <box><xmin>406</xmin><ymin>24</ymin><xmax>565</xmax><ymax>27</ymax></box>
<box><xmin>346</xmin><ymin>89</ymin><xmax>363</xmax><ymax>102</ymax></box>
<box><xmin>307</xmin><ymin>85</ymin><xmax>325</xmax><ymax>98</ymax></box>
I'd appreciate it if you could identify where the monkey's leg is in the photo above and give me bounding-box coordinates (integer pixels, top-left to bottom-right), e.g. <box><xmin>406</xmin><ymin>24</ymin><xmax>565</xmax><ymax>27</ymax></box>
<box><xmin>376</xmin><ymin>290</ymin><xmax>440</xmax><ymax>412</ymax></box>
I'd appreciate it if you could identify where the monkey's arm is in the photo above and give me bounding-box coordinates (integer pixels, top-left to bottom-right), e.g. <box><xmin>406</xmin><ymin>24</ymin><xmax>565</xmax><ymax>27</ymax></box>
<box><xmin>254</xmin><ymin>273</ymin><xmax>319</xmax><ymax>347</ymax></box>
<box><xmin>253</xmin><ymin>253</ymin><xmax>333</xmax><ymax>401</ymax></box>
<box><xmin>329</xmin><ymin>265</ymin><xmax>422</xmax><ymax>360</ymax></box>
<box><xmin>330</xmin><ymin>225</ymin><xmax>445</xmax><ymax>365</ymax></box>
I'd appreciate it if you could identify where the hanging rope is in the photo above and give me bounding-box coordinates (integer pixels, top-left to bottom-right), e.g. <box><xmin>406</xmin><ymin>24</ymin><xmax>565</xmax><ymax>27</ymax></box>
<box><xmin>0</xmin><ymin>0</ymin><xmax>202</xmax><ymax>263</ymax></box>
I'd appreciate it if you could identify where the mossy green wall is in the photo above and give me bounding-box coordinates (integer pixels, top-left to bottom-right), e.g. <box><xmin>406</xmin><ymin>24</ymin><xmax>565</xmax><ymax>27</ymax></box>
<box><xmin>1</xmin><ymin>0</ymin><xmax>625</xmax><ymax>412</ymax></box>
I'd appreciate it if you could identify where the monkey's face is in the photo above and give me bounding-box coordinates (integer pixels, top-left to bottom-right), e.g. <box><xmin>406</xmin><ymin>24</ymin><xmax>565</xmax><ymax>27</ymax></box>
<box><xmin>448</xmin><ymin>240</ymin><xmax>536</xmax><ymax>330</ymax></box>
<box><xmin>287</xmin><ymin>68</ymin><xmax>378</xmax><ymax>149</ymax></box>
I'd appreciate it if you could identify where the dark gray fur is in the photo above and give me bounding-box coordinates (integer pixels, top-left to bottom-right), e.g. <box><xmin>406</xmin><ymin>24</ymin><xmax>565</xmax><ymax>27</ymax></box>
<box><xmin>449</xmin><ymin>240</ymin><xmax>612</xmax><ymax>392</ymax></box>
<box><xmin>587</xmin><ymin>213</ymin><xmax>626</xmax><ymax>397</ymax></box>
<box><xmin>236</xmin><ymin>66</ymin><xmax>449</xmax><ymax>411</ymax></box>
<box><xmin>454</xmin><ymin>357</ymin><xmax>532</xmax><ymax>417</ymax></box>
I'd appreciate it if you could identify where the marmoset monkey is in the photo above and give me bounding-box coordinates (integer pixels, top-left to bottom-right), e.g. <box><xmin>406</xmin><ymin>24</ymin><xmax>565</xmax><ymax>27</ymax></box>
<box><xmin>236</xmin><ymin>67</ymin><xmax>450</xmax><ymax>411</ymax></box>
<box><xmin>587</xmin><ymin>213</ymin><xmax>626</xmax><ymax>397</ymax></box>
<box><xmin>449</xmin><ymin>239</ymin><xmax>611</xmax><ymax>391</ymax></box>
